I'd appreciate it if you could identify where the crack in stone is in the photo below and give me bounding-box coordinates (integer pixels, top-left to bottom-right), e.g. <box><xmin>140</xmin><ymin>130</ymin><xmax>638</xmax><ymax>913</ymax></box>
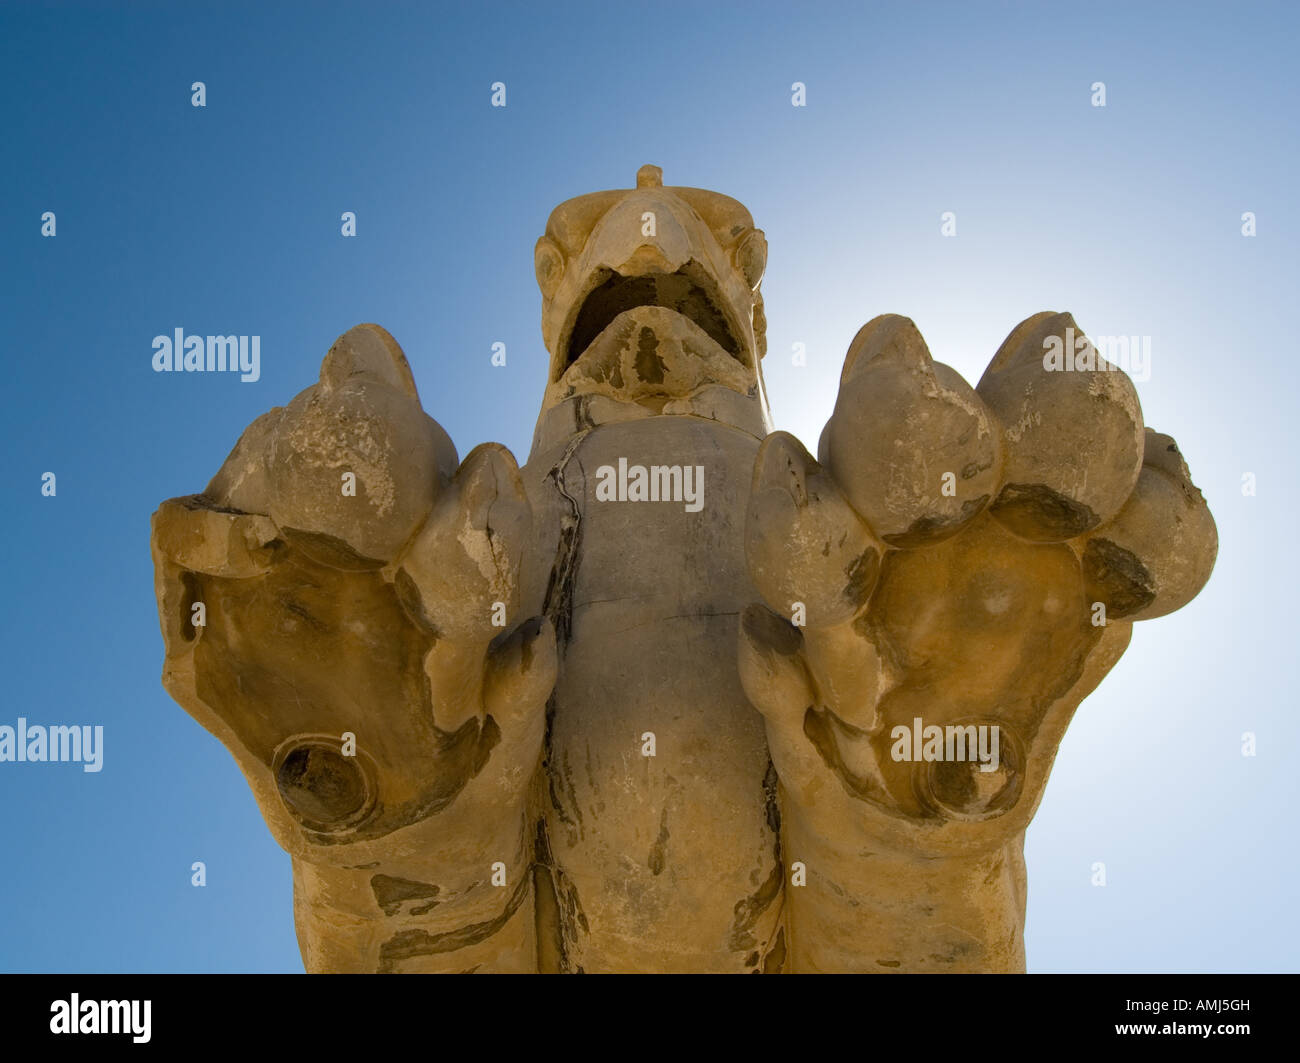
<box><xmin>542</xmin><ymin>434</ymin><xmax>588</xmax><ymax>646</ymax></box>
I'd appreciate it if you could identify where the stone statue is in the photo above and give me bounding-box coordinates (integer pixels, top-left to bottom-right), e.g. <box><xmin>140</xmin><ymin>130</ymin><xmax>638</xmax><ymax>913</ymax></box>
<box><xmin>150</xmin><ymin>165</ymin><xmax>1217</xmax><ymax>972</ymax></box>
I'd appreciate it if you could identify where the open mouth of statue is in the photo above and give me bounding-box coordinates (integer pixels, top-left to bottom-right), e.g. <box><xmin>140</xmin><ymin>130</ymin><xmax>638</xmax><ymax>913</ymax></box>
<box><xmin>560</xmin><ymin>261</ymin><xmax>747</xmax><ymax>374</ymax></box>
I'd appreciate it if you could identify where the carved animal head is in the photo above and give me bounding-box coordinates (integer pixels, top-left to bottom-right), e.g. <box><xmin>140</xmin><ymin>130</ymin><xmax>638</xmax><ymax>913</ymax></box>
<box><xmin>531</xmin><ymin>165</ymin><xmax>771</xmax><ymax>452</ymax></box>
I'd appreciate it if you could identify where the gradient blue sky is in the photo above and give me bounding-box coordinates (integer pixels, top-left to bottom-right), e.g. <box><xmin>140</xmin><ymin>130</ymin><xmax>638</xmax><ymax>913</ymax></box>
<box><xmin>2</xmin><ymin>0</ymin><xmax>1296</xmax><ymax>972</ymax></box>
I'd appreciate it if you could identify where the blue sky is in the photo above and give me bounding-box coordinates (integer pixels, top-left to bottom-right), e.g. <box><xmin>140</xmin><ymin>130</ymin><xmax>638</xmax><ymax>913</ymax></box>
<box><xmin>2</xmin><ymin>0</ymin><xmax>1296</xmax><ymax>971</ymax></box>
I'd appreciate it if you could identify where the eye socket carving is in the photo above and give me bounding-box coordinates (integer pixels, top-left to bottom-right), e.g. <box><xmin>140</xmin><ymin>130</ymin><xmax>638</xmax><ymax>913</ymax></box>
<box><xmin>732</xmin><ymin>229</ymin><xmax>767</xmax><ymax>290</ymax></box>
<box><xmin>912</xmin><ymin>718</ymin><xmax>1024</xmax><ymax>823</ymax></box>
<box><xmin>534</xmin><ymin>236</ymin><xmax>565</xmax><ymax>300</ymax></box>
<box><xmin>273</xmin><ymin>736</ymin><xmax>377</xmax><ymax>834</ymax></box>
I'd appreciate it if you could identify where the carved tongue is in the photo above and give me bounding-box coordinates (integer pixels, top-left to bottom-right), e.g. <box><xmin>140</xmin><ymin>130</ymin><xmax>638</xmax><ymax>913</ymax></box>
<box><xmin>557</xmin><ymin>305</ymin><xmax>750</xmax><ymax>406</ymax></box>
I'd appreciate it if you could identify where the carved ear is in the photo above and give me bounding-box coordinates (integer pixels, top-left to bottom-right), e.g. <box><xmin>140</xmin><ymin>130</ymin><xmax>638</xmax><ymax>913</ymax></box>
<box><xmin>752</xmin><ymin>290</ymin><xmax>767</xmax><ymax>361</ymax></box>
<box><xmin>1078</xmin><ymin>429</ymin><xmax>1217</xmax><ymax>621</ymax></box>
<box><xmin>977</xmin><ymin>311</ymin><xmax>1144</xmax><ymax>542</ymax></box>
<box><xmin>534</xmin><ymin>235</ymin><xmax>565</xmax><ymax>300</ymax></box>
<box><xmin>826</xmin><ymin>316</ymin><xmax>1001</xmax><ymax>547</ymax></box>
<box><xmin>732</xmin><ymin>228</ymin><xmax>767</xmax><ymax>290</ymax></box>
<box><xmin>320</xmin><ymin>323</ymin><xmax>419</xmax><ymax>399</ymax></box>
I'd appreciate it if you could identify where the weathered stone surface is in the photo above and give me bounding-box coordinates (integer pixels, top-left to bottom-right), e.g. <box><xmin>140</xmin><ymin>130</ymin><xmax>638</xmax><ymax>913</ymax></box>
<box><xmin>151</xmin><ymin>165</ymin><xmax>1217</xmax><ymax>973</ymax></box>
<box><xmin>747</xmin><ymin>431</ymin><xmax>882</xmax><ymax>629</ymax></box>
<box><xmin>823</xmin><ymin>314</ymin><xmax>1002</xmax><ymax>547</ymax></box>
<box><xmin>264</xmin><ymin>324</ymin><xmax>458</xmax><ymax>567</ymax></box>
<box><xmin>977</xmin><ymin>311</ymin><xmax>1144</xmax><ymax>542</ymax></box>
<box><xmin>1079</xmin><ymin>429</ymin><xmax>1219</xmax><ymax>621</ymax></box>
